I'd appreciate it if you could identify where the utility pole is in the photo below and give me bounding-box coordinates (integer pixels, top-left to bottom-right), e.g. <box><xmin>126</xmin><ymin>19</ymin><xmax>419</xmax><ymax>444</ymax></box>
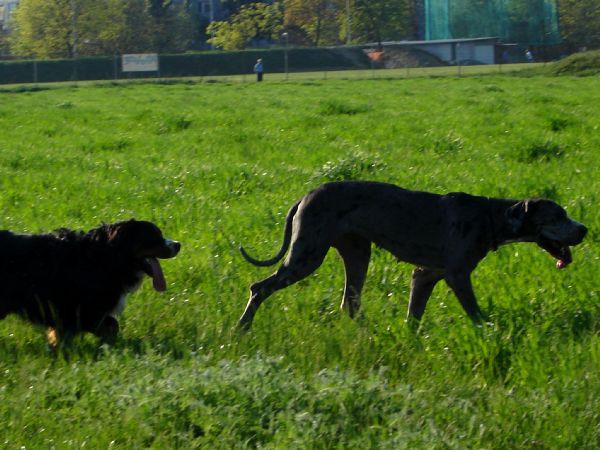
<box><xmin>71</xmin><ymin>0</ymin><xmax>78</xmax><ymax>80</ymax></box>
<box><xmin>346</xmin><ymin>0</ymin><xmax>352</xmax><ymax>44</ymax></box>
<box><xmin>209</xmin><ymin>0</ymin><xmax>215</xmax><ymax>49</ymax></box>
<box><xmin>71</xmin><ymin>0</ymin><xmax>78</xmax><ymax>58</ymax></box>
<box><xmin>282</xmin><ymin>32</ymin><xmax>289</xmax><ymax>80</ymax></box>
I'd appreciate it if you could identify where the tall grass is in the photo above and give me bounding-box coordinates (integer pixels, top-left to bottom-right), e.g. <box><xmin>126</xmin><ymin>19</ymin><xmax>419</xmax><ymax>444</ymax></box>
<box><xmin>0</xmin><ymin>74</ymin><xmax>599</xmax><ymax>448</ymax></box>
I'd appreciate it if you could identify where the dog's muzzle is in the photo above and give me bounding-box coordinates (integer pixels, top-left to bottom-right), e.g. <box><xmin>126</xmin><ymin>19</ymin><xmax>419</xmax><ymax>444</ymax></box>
<box><xmin>537</xmin><ymin>221</ymin><xmax>587</xmax><ymax>270</ymax></box>
<box><xmin>164</xmin><ymin>239</ymin><xmax>181</xmax><ymax>258</ymax></box>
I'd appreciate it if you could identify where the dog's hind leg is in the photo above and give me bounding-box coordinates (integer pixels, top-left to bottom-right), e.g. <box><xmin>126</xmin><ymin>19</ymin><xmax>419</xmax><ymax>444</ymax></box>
<box><xmin>407</xmin><ymin>267</ymin><xmax>444</xmax><ymax>322</ymax></box>
<box><xmin>46</xmin><ymin>327</ymin><xmax>75</xmax><ymax>355</ymax></box>
<box><xmin>238</xmin><ymin>244</ymin><xmax>330</xmax><ymax>331</ymax></box>
<box><xmin>46</xmin><ymin>327</ymin><xmax>60</xmax><ymax>352</ymax></box>
<box><xmin>333</xmin><ymin>234</ymin><xmax>371</xmax><ymax>318</ymax></box>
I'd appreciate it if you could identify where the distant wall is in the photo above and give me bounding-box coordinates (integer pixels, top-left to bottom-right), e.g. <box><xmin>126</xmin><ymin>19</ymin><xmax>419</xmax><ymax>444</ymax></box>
<box><xmin>0</xmin><ymin>47</ymin><xmax>372</xmax><ymax>85</ymax></box>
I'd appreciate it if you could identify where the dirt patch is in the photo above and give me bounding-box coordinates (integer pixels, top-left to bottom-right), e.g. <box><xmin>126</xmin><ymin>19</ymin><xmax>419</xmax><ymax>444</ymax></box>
<box><xmin>365</xmin><ymin>47</ymin><xmax>447</xmax><ymax>68</ymax></box>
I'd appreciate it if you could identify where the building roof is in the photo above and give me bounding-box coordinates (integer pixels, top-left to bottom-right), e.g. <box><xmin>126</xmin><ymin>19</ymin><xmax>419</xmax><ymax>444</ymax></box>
<box><xmin>371</xmin><ymin>37</ymin><xmax>499</xmax><ymax>47</ymax></box>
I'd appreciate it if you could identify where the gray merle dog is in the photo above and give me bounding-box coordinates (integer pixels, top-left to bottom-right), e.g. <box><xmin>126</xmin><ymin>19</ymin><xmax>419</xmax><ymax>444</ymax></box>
<box><xmin>238</xmin><ymin>181</ymin><xmax>587</xmax><ymax>330</ymax></box>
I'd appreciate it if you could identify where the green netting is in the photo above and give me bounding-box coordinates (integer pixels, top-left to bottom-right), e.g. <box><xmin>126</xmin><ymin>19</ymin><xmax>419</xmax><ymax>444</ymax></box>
<box><xmin>423</xmin><ymin>0</ymin><xmax>561</xmax><ymax>45</ymax></box>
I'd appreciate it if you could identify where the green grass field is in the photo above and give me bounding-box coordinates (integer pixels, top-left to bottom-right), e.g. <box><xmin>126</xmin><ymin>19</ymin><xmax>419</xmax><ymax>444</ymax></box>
<box><xmin>0</xmin><ymin>73</ymin><xmax>599</xmax><ymax>448</ymax></box>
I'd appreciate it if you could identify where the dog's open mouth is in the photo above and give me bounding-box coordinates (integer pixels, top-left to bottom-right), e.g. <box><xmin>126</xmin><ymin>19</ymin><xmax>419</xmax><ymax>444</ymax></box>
<box><xmin>142</xmin><ymin>257</ymin><xmax>167</xmax><ymax>291</ymax></box>
<box><xmin>537</xmin><ymin>235</ymin><xmax>572</xmax><ymax>269</ymax></box>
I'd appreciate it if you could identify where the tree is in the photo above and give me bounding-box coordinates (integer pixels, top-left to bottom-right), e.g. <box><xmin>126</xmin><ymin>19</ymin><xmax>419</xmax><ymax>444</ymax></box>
<box><xmin>10</xmin><ymin>0</ymin><xmax>78</xmax><ymax>58</ymax></box>
<box><xmin>75</xmin><ymin>0</ymin><xmax>153</xmax><ymax>56</ymax></box>
<box><xmin>0</xmin><ymin>30</ymin><xmax>9</xmax><ymax>55</ymax></box>
<box><xmin>221</xmin><ymin>0</ymin><xmax>265</xmax><ymax>16</ymax></box>
<box><xmin>147</xmin><ymin>0</ymin><xmax>196</xmax><ymax>53</ymax></box>
<box><xmin>206</xmin><ymin>20</ymin><xmax>247</xmax><ymax>49</ymax></box>
<box><xmin>147</xmin><ymin>0</ymin><xmax>173</xmax><ymax>18</ymax></box>
<box><xmin>10</xmin><ymin>0</ymin><xmax>195</xmax><ymax>58</ymax></box>
<box><xmin>283</xmin><ymin>0</ymin><xmax>343</xmax><ymax>46</ymax></box>
<box><xmin>559</xmin><ymin>0</ymin><xmax>600</xmax><ymax>49</ymax></box>
<box><xmin>207</xmin><ymin>2</ymin><xmax>283</xmax><ymax>50</ymax></box>
<box><xmin>352</xmin><ymin>0</ymin><xmax>413</xmax><ymax>48</ymax></box>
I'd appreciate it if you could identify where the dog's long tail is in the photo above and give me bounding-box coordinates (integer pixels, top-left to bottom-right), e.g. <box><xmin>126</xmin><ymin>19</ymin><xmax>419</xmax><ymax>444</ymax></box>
<box><xmin>240</xmin><ymin>200</ymin><xmax>301</xmax><ymax>267</ymax></box>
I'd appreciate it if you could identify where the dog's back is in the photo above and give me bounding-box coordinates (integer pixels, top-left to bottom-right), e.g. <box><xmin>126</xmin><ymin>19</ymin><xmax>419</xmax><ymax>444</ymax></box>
<box><xmin>0</xmin><ymin>231</ymin><xmax>62</xmax><ymax>322</ymax></box>
<box><xmin>0</xmin><ymin>230</ymin><xmax>124</xmax><ymax>328</ymax></box>
<box><xmin>298</xmin><ymin>181</ymin><xmax>448</xmax><ymax>267</ymax></box>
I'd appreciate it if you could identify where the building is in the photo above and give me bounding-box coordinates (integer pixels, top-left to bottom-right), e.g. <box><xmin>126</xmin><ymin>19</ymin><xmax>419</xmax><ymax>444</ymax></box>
<box><xmin>373</xmin><ymin>37</ymin><xmax>499</xmax><ymax>65</ymax></box>
<box><xmin>411</xmin><ymin>37</ymin><xmax>498</xmax><ymax>64</ymax></box>
<box><xmin>0</xmin><ymin>0</ymin><xmax>19</xmax><ymax>31</ymax></box>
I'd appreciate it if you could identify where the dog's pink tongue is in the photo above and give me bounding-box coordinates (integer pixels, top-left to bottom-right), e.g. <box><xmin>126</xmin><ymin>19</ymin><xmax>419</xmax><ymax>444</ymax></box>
<box><xmin>148</xmin><ymin>257</ymin><xmax>167</xmax><ymax>291</ymax></box>
<box><xmin>556</xmin><ymin>247</ymin><xmax>573</xmax><ymax>270</ymax></box>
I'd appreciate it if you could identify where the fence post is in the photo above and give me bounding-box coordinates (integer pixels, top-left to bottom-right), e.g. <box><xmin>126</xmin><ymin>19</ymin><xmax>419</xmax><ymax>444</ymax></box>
<box><xmin>456</xmin><ymin>42</ymin><xmax>461</xmax><ymax>77</ymax></box>
<box><xmin>282</xmin><ymin>32</ymin><xmax>289</xmax><ymax>80</ymax></box>
<box><xmin>33</xmin><ymin>61</ymin><xmax>38</xmax><ymax>83</ymax></box>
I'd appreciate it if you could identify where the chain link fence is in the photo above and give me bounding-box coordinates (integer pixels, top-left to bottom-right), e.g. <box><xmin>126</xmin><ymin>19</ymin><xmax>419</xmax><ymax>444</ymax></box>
<box><xmin>0</xmin><ymin>42</ymin><xmax>549</xmax><ymax>86</ymax></box>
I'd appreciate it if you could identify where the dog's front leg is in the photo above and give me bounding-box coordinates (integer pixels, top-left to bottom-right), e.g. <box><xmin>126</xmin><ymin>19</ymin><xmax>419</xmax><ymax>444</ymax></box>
<box><xmin>94</xmin><ymin>316</ymin><xmax>120</xmax><ymax>344</ymax></box>
<box><xmin>444</xmin><ymin>271</ymin><xmax>484</xmax><ymax>321</ymax></box>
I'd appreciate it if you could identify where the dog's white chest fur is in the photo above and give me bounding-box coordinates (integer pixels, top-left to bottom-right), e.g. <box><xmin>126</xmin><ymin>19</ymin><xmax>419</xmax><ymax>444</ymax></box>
<box><xmin>109</xmin><ymin>273</ymin><xmax>144</xmax><ymax>318</ymax></box>
<box><xmin>110</xmin><ymin>295</ymin><xmax>127</xmax><ymax>318</ymax></box>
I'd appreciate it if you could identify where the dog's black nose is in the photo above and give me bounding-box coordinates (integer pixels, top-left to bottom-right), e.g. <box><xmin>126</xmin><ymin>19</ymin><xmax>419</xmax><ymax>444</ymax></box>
<box><xmin>579</xmin><ymin>224</ymin><xmax>588</xmax><ymax>239</ymax></box>
<box><xmin>164</xmin><ymin>239</ymin><xmax>181</xmax><ymax>257</ymax></box>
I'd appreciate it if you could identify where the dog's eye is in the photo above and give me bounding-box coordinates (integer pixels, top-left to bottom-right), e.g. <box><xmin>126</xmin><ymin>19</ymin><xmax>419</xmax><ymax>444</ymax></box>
<box><xmin>134</xmin><ymin>234</ymin><xmax>163</xmax><ymax>248</ymax></box>
<box><xmin>146</xmin><ymin>238</ymin><xmax>164</xmax><ymax>248</ymax></box>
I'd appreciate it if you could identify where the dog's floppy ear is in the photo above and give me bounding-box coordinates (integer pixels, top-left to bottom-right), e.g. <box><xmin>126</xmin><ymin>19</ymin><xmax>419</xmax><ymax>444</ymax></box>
<box><xmin>107</xmin><ymin>219</ymin><xmax>137</xmax><ymax>245</ymax></box>
<box><xmin>107</xmin><ymin>225</ymin><xmax>120</xmax><ymax>242</ymax></box>
<box><xmin>506</xmin><ymin>201</ymin><xmax>528</xmax><ymax>233</ymax></box>
<box><xmin>506</xmin><ymin>200</ymin><xmax>543</xmax><ymax>235</ymax></box>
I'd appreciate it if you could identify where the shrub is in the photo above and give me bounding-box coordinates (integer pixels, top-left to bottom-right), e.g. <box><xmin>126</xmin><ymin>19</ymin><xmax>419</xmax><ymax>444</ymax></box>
<box><xmin>313</xmin><ymin>152</ymin><xmax>386</xmax><ymax>181</ymax></box>
<box><xmin>514</xmin><ymin>141</ymin><xmax>563</xmax><ymax>162</ymax></box>
<box><xmin>550</xmin><ymin>50</ymin><xmax>600</xmax><ymax>76</ymax></box>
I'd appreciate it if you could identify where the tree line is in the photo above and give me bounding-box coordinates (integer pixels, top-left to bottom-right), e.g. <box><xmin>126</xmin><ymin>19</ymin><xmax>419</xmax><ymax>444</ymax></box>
<box><xmin>1</xmin><ymin>0</ymin><xmax>598</xmax><ymax>59</ymax></box>
<box><xmin>3</xmin><ymin>0</ymin><xmax>194</xmax><ymax>58</ymax></box>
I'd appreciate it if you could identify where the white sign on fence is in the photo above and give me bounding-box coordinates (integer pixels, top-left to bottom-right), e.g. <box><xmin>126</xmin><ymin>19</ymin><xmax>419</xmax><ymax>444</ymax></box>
<box><xmin>122</xmin><ymin>53</ymin><xmax>159</xmax><ymax>72</ymax></box>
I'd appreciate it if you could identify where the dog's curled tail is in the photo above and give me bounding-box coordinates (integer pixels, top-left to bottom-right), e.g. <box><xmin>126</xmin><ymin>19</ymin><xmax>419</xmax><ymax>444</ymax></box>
<box><xmin>239</xmin><ymin>200</ymin><xmax>300</xmax><ymax>267</ymax></box>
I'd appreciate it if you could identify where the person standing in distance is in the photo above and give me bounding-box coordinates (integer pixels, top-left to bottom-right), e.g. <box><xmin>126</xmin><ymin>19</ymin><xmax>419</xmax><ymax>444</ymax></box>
<box><xmin>525</xmin><ymin>49</ymin><xmax>534</xmax><ymax>63</ymax></box>
<box><xmin>254</xmin><ymin>58</ymin><xmax>264</xmax><ymax>82</ymax></box>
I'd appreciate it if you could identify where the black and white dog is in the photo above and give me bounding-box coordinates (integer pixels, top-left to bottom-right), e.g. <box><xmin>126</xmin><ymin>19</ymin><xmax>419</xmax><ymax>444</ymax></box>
<box><xmin>0</xmin><ymin>219</ymin><xmax>180</xmax><ymax>349</ymax></box>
